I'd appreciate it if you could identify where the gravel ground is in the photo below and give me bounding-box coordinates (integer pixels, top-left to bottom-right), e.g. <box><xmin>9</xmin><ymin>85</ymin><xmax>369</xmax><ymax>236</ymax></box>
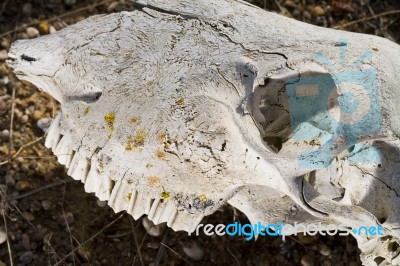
<box><xmin>0</xmin><ymin>0</ymin><xmax>399</xmax><ymax>265</ymax></box>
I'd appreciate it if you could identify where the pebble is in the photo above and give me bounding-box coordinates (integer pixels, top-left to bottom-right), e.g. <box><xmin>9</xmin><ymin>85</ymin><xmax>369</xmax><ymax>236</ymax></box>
<box><xmin>96</xmin><ymin>199</ymin><xmax>107</xmax><ymax>208</ymax></box>
<box><xmin>107</xmin><ymin>2</ymin><xmax>119</xmax><ymax>13</ymax></box>
<box><xmin>19</xmin><ymin>251</ymin><xmax>33</xmax><ymax>264</ymax></box>
<box><xmin>49</xmin><ymin>26</ymin><xmax>57</xmax><ymax>34</ymax></box>
<box><xmin>58</xmin><ymin>212</ymin><xmax>74</xmax><ymax>227</ymax></box>
<box><xmin>38</xmin><ymin>21</ymin><xmax>50</xmax><ymax>35</ymax></box>
<box><xmin>26</xmin><ymin>27</ymin><xmax>40</xmax><ymax>38</ymax></box>
<box><xmin>21</xmin><ymin>233</ymin><xmax>31</xmax><ymax>250</ymax></box>
<box><xmin>142</xmin><ymin>217</ymin><xmax>166</xmax><ymax>237</ymax></box>
<box><xmin>182</xmin><ymin>241</ymin><xmax>205</xmax><ymax>261</ymax></box>
<box><xmin>283</xmin><ymin>0</ymin><xmax>297</xmax><ymax>8</ymax></box>
<box><xmin>319</xmin><ymin>243</ymin><xmax>331</xmax><ymax>256</ymax></box>
<box><xmin>20</xmin><ymin>114</ymin><xmax>29</xmax><ymax>124</ymax></box>
<box><xmin>15</xmin><ymin>180</ymin><xmax>33</xmax><ymax>192</ymax></box>
<box><xmin>37</xmin><ymin>118</ymin><xmax>52</xmax><ymax>133</ymax></box>
<box><xmin>77</xmin><ymin>246</ymin><xmax>93</xmax><ymax>262</ymax></box>
<box><xmin>0</xmin><ymin>230</ymin><xmax>6</xmax><ymax>245</ymax></box>
<box><xmin>300</xmin><ymin>254</ymin><xmax>313</xmax><ymax>266</ymax></box>
<box><xmin>32</xmin><ymin>110</ymin><xmax>43</xmax><ymax>121</ymax></box>
<box><xmin>0</xmin><ymin>129</ymin><xmax>9</xmax><ymax>139</ymax></box>
<box><xmin>1</xmin><ymin>39</ymin><xmax>10</xmax><ymax>49</ymax></box>
<box><xmin>41</xmin><ymin>200</ymin><xmax>52</xmax><ymax>211</ymax></box>
<box><xmin>22</xmin><ymin>212</ymin><xmax>35</xmax><ymax>222</ymax></box>
<box><xmin>312</xmin><ymin>6</ymin><xmax>325</xmax><ymax>16</ymax></box>
<box><xmin>0</xmin><ymin>50</ymin><xmax>8</xmax><ymax>61</ymax></box>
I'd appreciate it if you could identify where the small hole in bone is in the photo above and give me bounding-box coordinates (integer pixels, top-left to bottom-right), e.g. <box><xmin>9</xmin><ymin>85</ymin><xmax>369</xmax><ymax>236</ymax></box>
<box><xmin>263</xmin><ymin>136</ymin><xmax>283</xmax><ymax>153</ymax></box>
<box><xmin>374</xmin><ymin>256</ymin><xmax>387</xmax><ymax>265</ymax></box>
<box><xmin>388</xmin><ymin>241</ymin><xmax>399</xmax><ymax>252</ymax></box>
<box><xmin>379</xmin><ymin>217</ymin><xmax>387</xmax><ymax>224</ymax></box>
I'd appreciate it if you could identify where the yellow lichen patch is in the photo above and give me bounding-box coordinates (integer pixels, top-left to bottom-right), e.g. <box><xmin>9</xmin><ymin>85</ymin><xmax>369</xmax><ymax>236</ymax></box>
<box><xmin>147</xmin><ymin>176</ymin><xmax>161</xmax><ymax>187</ymax></box>
<box><xmin>83</xmin><ymin>107</ymin><xmax>89</xmax><ymax>115</ymax></box>
<box><xmin>160</xmin><ymin>191</ymin><xmax>170</xmax><ymax>199</ymax></box>
<box><xmin>157</xmin><ymin>131</ymin><xmax>166</xmax><ymax>143</ymax></box>
<box><xmin>125</xmin><ymin>129</ymin><xmax>147</xmax><ymax>151</ymax></box>
<box><xmin>126</xmin><ymin>192</ymin><xmax>132</xmax><ymax>202</ymax></box>
<box><xmin>198</xmin><ymin>194</ymin><xmax>207</xmax><ymax>201</ymax></box>
<box><xmin>176</xmin><ymin>97</ymin><xmax>185</xmax><ymax>105</ymax></box>
<box><xmin>156</xmin><ymin>149</ymin><xmax>167</xmax><ymax>160</ymax></box>
<box><xmin>145</xmin><ymin>163</ymin><xmax>153</xmax><ymax>168</ymax></box>
<box><xmin>130</xmin><ymin>116</ymin><xmax>141</xmax><ymax>125</ymax></box>
<box><xmin>104</xmin><ymin>112</ymin><xmax>115</xmax><ymax>132</ymax></box>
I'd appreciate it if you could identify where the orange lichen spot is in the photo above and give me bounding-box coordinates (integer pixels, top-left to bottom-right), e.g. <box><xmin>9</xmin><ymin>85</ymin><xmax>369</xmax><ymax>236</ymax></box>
<box><xmin>160</xmin><ymin>191</ymin><xmax>170</xmax><ymax>199</ymax></box>
<box><xmin>372</xmin><ymin>47</ymin><xmax>379</xmax><ymax>52</ymax></box>
<box><xmin>147</xmin><ymin>176</ymin><xmax>161</xmax><ymax>187</ymax></box>
<box><xmin>126</xmin><ymin>192</ymin><xmax>132</xmax><ymax>202</ymax></box>
<box><xmin>198</xmin><ymin>194</ymin><xmax>207</xmax><ymax>201</ymax></box>
<box><xmin>104</xmin><ymin>112</ymin><xmax>115</xmax><ymax>132</ymax></box>
<box><xmin>130</xmin><ymin>116</ymin><xmax>141</xmax><ymax>125</ymax></box>
<box><xmin>176</xmin><ymin>97</ymin><xmax>185</xmax><ymax>105</ymax></box>
<box><xmin>83</xmin><ymin>107</ymin><xmax>89</xmax><ymax>115</ymax></box>
<box><xmin>125</xmin><ymin>129</ymin><xmax>147</xmax><ymax>151</ymax></box>
<box><xmin>156</xmin><ymin>149</ymin><xmax>167</xmax><ymax>160</ymax></box>
<box><xmin>157</xmin><ymin>131</ymin><xmax>166</xmax><ymax>143</ymax></box>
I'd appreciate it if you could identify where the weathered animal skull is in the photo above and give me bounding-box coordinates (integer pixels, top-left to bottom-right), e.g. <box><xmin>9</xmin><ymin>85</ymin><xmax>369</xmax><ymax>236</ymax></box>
<box><xmin>7</xmin><ymin>0</ymin><xmax>400</xmax><ymax>264</ymax></box>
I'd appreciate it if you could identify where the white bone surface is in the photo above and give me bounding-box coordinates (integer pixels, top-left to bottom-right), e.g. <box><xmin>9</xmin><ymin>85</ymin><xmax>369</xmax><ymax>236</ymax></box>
<box><xmin>7</xmin><ymin>0</ymin><xmax>400</xmax><ymax>264</ymax></box>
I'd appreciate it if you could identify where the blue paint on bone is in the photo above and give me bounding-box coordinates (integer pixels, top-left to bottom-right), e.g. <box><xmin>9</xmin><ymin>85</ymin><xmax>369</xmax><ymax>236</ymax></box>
<box><xmin>347</xmin><ymin>144</ymin><xmax>382</xmax><ymax>164</ymax></box>
<box><xmin>286</xmin><ymin>64</ymin><xmax>381</xmax><ymax>168</ymax></box>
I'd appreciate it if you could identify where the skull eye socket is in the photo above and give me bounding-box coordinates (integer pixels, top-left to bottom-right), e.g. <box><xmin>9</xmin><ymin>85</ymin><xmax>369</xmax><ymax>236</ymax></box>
<box><xmin>252</xmin><ymin>65</ymin><xmax>334</xmax><ymax>154</ymax></box>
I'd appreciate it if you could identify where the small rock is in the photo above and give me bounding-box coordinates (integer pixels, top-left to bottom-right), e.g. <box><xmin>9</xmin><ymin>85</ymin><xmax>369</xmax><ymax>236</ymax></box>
<box><xmin>0</xmin><ymin>260</ymin><xmax>6</xmax><ymax>266</ymax></box>
<box><xmin>107</xmin><ymin>2</ymin><xmax>119</xmax><ymax>13</ymax></box>
<box><xmin>1</xmin><ymin>39</ymin><xmax>10</xmax><ymax>49</ymax></box>
<box><xmin>15</xmin><ymin>180</ymin><xmax>33</xmax><ymax>192</ymax></box>
<box><xmin>77</xmin><ymin>245</ymin><xmax>93</xmax><ymax>262</ymax></box>
<box><xmin>300</xmin><ymin>254</ymin><xmax>314</xmax><ymax>266</ymax></box>
<box><xmin>319</xmin><ymin>243</ymin><xmax>331</xmax><ymax>256</ymax></box>
<box><xmin>19</xmin><ymin>251</ymin><xmax>33</xmax><ymax>264</ymax></box>
<box><xmin>142</xmin><ymin>217</ymin><xmax>166</xmax><ymax>237</ymax></box>
<box><xmin>96</xmin><ymin>199</ymin><xmax>107</xmax><ymax>208</ymax></box>
<box><xmin>0</xmin><ymin>129</ymin><xmax>9</xmax><ymax>139</ymax></box>
<box><xmin>37</xmin><ymin>118</ymin><xmax>52</xmax><ymax>133</ymax></box>
<box><xmin>58</xmin><ymin>212</ymin><xmax>74</xmax><ymax>227</ymax></box>
<box><xmin>32</xmin><ymin>110</ymin><xmax>43</xmax><ymax>121</ymax></box>
<box><xmin>22</xmin><ymin>212</ymin><xmax>35</xmax><ymax>222</ymax></box>
<box><xmin>0</xmin><ymin>50</ymin><xmax>8</xmax><ymax>61</ymax></box>
<box><xmin>41</xmin><ymin>200</ymin><xmax>52</xmax><ymax>211</ymax></box>
<box><xmin>38</xmin><ymin>21</ymin><xmax>50</xmax><ymax>35</ymax></box>
<box><xmin>21</xmin><ymin>233</ymin><xmax>31</xmax><ymax>250</ymax></box>
<box><xmin>26</xmin><ymin>27</ymin><xmax>40</xmax><ymax>38</ymax></box>
<box><xmin>182</xmin><ymin>241</ymin><xmax>204</xmax><ymax>261</ymax></box>
<box><xmin>49</xmin><ymin>26</ymin><xmax>57</xmax><ymax>34</ymax></box>
<box><xmin>0</xmin><ymin>230</ymin><xmax>7</xmax><ymax>245</ymax></box>
<box><xmin>283</xmin><ymin>0</ymin><xmax>297</xmax><ymax>8</ymax></box>
<box><xmin>312</xmin><ymin>6</ymin><xmax>325</xmax><ymax>16</ymax></box>
<box><xmin>20</xmin><ymin>114</ymin><xmax>29</xmax><ymax>124</ymax></box>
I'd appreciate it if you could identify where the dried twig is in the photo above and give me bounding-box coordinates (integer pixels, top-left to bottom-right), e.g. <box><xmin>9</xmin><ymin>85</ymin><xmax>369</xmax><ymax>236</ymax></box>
<box><xmin>335</xmin><ymin>10</ymin><xmax>400</xmax><ymax>29</ymax></box>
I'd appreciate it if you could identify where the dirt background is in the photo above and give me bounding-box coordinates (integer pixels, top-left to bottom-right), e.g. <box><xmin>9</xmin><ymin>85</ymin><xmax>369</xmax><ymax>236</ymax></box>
<box><xmin>0</xmin><ymin>0</ymin><xmax>399</xmax><ymax>265</ymax></box>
